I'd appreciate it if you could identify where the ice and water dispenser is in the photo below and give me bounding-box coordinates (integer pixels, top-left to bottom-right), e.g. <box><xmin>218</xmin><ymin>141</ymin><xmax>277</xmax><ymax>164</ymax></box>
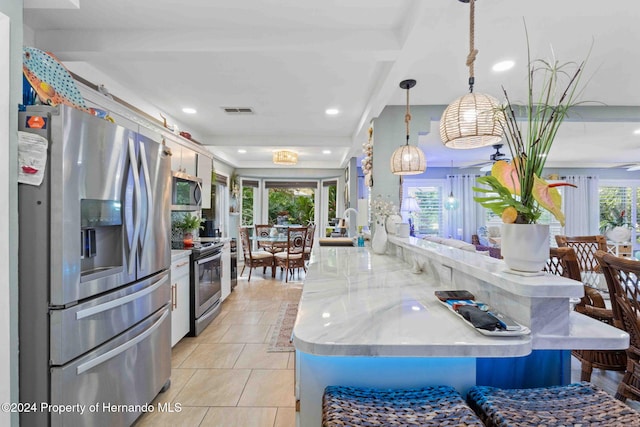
<box><xmin>80</xmin><ymin>199</ymin><xmax>124</xmax><ymax>280</ymax></box>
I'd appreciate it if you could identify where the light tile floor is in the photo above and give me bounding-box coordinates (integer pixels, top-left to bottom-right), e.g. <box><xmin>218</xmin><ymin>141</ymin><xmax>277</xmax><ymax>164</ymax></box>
<box><xmin>134</xmin><ymin>270</ymin><xmax>303</xmax><ymax>427</ymax></box>
<box><xmin>134</xmin><ymin>267</ymin><xmax>640</xmax><ymax>426</ymax></box>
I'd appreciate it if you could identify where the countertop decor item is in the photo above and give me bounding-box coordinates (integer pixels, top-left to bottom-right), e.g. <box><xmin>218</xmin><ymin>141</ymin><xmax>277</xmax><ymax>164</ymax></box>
<box><xmin>440</xmin><ymin>0</ymin><xmax>503</xmax><ymax>149</ymax></box>
<box><xmin>175</xmin><ymin>213</ymin><xmax>204</xmax><ymax>247</ymax></box>
<box><xmin>371</xmin><ymin>196</ymin><xmax>396</xmax><ymax>254</ymax></box>
<box><xmin>390</xmin><ymin>79</ymin><xmax>426</xmax><ymax>175</ymax></box>
<box><xmin>472</xmin><ymin>29</ymin><xmax>590</xmax><ymax>271</ymax></box>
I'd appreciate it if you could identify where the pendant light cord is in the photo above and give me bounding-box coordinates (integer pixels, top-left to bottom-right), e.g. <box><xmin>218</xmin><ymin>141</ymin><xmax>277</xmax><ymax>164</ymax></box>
<box><xmin>405</xmin><ymin>85</ymin><xmax>411</xmax><ymax>145</ymax></box>
<box><xmin>465</xmin><ymin>0</ymin><xmax>478</xmax><ymax>93</ymax></box>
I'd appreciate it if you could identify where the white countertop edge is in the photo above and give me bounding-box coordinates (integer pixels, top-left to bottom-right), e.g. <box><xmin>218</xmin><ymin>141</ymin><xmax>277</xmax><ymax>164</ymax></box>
<box><xmin>171</xmin><ymin>249</ymin><xmax>191</xmax><ymax>262</ymax></box>
<box><xmin>292</xmin><ymin>334</ymin><xmax>532</xmax><ymax>358</ymax></box>
<box><xmin>532</xmin><ymin>311</ymin><xmax>629</xmax><ymax>350</ymax></box>
<box><xmin>388</xmin><ymin>235</ymin><xmax>584</xmax><ymax>299</ymax></box>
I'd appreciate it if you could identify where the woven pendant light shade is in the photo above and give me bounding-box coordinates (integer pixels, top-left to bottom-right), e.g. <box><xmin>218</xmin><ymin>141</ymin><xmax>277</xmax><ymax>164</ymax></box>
<box><xmin>390</xmin><ymin>144</ymin><xmax>426</xmax><ymax>175</ymax></box>
<box><xmin>390</xmin><ymin>79</ymin><xmax>426</xmax><ymax>175</ymax></box>
<box><xmin>440</xmin><ymin>92</ymin><xmax>503</xmax><ymax>149</ymax></box>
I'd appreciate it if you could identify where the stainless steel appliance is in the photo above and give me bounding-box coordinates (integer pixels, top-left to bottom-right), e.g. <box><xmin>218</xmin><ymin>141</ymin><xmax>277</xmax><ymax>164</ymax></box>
<box><xmin>190</xmin><ymin>242</ymin><xmax>224</xmax><ymax>335</ymax></box>
<box><xmin>18</xmin><ymin>105</ymin><xmax>172</xmax><ymax>427</ymax></box>
<box><xmin>171</xmin><ymin>170</ymin><xmax>202</xmax><ymax>211</ymax></box>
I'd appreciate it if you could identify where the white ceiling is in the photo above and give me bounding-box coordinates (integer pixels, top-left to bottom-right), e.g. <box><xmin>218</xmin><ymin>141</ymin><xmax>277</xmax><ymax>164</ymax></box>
<box><xmin>23</xmin><ymin>0</ymin><xmax>640</xmax><ymax>170</ymax></box>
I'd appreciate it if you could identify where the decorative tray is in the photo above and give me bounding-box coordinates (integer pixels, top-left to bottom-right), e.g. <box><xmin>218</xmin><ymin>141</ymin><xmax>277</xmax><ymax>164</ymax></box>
<box><xmin>437</xmin><ymin>298</ymin><xmax>531</xmax><ymax>337</ymax></box>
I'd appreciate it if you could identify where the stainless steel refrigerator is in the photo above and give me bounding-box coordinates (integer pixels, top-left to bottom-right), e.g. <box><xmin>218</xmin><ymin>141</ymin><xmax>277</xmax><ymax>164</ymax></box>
<box><xmin>18</xmin><ymin>105</ymin><xmax>172</xmax><ymax>426</ymax></box>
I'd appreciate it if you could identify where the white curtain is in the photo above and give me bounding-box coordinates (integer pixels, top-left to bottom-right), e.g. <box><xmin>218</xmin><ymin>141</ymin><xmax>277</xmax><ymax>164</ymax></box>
<box><xmin>563</xmin><ymin>175</ymin><xmax>599</xmax><ymax>236</ymax></box>
<box><xmin>445</xmin><ymin>174</ymin><xmax>486</xmax><ymax>242</ymax></box>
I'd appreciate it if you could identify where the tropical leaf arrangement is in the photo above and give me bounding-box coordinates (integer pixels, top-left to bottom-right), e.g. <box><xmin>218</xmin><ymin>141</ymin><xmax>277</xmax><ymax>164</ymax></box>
<box><xmin>473</xmin><ymin>31</ymin><xmax>590</xmax><ymax>226</ymax></box>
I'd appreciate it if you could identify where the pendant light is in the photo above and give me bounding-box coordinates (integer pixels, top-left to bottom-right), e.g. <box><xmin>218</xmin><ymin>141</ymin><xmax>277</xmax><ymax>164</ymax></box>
<box><xmin>390</xmin><ymin>79</ymin><xmax>426</xmax><ymax>175</ymax></box>
<box><xmin>440</xmin><ymin>0</ymin><xmax>503</xmax><ymax>149</ymax></box>
<box><xmin>444</xmin><ymin>161</ymin><xmax>459</xmax><ymax>210</ymax></box>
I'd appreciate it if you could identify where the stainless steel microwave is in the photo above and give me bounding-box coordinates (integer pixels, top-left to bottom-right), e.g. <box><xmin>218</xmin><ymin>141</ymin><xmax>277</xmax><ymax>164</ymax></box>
<box><xmin>171</xmin><ymin>171</ymin><xmax>202</xmax><ymax>210</ymax></box>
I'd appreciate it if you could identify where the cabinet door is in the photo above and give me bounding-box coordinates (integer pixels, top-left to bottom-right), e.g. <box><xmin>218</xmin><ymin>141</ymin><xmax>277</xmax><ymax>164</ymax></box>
<box><xmin>164</xmin><ymin>136</ymin><xmax>197</xmax><ymax>175</ymax></box>
<box><xmin>221</xmin><ymin>242</ymin><xmax>231</xmax><ymax>301</ymax></box>
<box><xmin>197</xmin><ymin>154</ymin><xmax>213</xmax><ymax>209</ymax></box>
<box><xmin>171</xmin><ymin>258</ymin><xmax>191</xmax><ymax>347</ymax></box>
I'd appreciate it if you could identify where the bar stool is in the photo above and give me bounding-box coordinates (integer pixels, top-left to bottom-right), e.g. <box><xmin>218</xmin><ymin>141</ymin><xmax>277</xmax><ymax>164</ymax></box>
<box><xmin>467</xmin><ymin>382</ymin><xmax>640</xmax><ymax>427</ymax></box>
<box><xmin>322</xmin><ymin>385</ymin><xmax>483</xmax><ymax>426</ymax></box>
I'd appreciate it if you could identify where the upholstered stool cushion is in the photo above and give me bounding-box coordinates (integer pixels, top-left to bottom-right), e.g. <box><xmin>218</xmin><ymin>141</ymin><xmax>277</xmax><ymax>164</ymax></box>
<box><xmin>467</xmin><ymin>382</ymin><xmax>640</xmax><ymax>427</ymax></box>
<box><xmin>322</xmin><ymin>385</ymin><xmax>483</xmax><ymax>426</ymax></box>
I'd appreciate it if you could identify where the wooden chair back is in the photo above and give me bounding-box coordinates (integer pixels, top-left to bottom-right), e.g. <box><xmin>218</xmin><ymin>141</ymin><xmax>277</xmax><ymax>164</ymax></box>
<box><xmin>239</xmin><ymin>227</ymin><xmax>253</xmax><ymax>260</ymax></box>
<box><xmin>555</xmin><ymin>235</ymin><xmax>608</xmax><ymax>273</ymax></box>
<box><xmin>254</xmin><ymin>224</ymin><xmax>272</xmax><ymax>249</ymax></box>
<box><xmin>595</xmin><ymin>250</ymin><xmax>640</xmax><ymax>402</ymax></box>
<box><xmin>285</xmin><ymin>227</ymin><xmax>307</xmax><ymax>257</ymax></box>
<box><xmin>545</xmin><ymin>247</ymin><xmax>582</xmax><ymax>281</ymax></box>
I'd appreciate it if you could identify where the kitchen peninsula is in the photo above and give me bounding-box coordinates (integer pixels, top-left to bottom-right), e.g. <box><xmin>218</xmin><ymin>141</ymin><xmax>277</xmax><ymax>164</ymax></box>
<box><xmin>292</xmin><ymin>237</ymin><xmax>629</xmax><ymax>426</ymax></box>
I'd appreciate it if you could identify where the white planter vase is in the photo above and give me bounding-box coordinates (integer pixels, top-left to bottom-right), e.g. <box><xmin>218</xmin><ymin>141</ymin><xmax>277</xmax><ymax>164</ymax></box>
<box><xmin>606</xmin><ymin>226</ymin><xmax>631</xmax><ymax>243</ymax></box>
<box><xmin>386</xmin><ymin>214</ymin><xmax>402</xmax><ymax>235</ymax></box>
<box><xmin>501</xmin><ymin>223</ymin><xmax>550</xmax><ymax>273</ymax></box>
<box><xmin>372</xmin><ymin>219</ymin><xmax>388</xmax><ymax>254</ymax></box>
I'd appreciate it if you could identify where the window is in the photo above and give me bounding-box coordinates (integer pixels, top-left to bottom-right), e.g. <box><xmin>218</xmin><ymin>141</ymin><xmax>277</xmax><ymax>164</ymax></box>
<box><xmin>241</xmin><ymin>179</ymin><xmax>259</xmax><ymax>226</ymax></box>
<box><xmin>406</xmin><ymin>185</ymin><xmax>444</xmax><ymax>236</ymax></box>
<box><xmin>264</xmin><ymin>181</ymin><xmax>318</xmax><ymax>226</ymax></box>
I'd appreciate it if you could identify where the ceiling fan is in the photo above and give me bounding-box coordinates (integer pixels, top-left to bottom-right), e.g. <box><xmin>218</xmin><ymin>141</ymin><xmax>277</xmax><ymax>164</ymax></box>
<box><xmin>465</xmin><ymin>144</ymin><xmax>510</xmax><ymax>171</ymax></box>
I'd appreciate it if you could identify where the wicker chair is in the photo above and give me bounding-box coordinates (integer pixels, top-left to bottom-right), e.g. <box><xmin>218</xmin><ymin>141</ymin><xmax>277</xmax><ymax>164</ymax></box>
<box><xmin>274</xmin><ymin>227</ymin><xmax>307</xmax><ymax>282</ymax></box>
<box><xmin>595</xmin><ymin>250</ymin><xmax>640</xmax><ymax>403</ymax></box>
<box><xmin>303</xmin><ymin>224</ymin><xmax>316</xmax><ymax>263</ymax></box>
<box><xmin>556</xmin><ymin>234</ymin><xmax>608</xmax><ymax>287</ymax></box>
<box><xmin>323</xmin><ymin>385</ymin><xmax>483</xmax><ymax>426</ymax></box>
<box><xmin>239</xmin><ymin>227</ymin><xmax>274</xmax><ymax>281</ymax></box>
<box><xmin>254</xmin><ymin>224</ymin><xmax>274</xmax><ymax>251</ymax></box>
<box><xmin>467</xmin><ymin>382</ymin><xmax>640</xmax><ymax>427</ymax></box>
<box><xmin>544</xmin><ymin>247</ymin><xmax>626</xmax><ymax>381</ymax></box>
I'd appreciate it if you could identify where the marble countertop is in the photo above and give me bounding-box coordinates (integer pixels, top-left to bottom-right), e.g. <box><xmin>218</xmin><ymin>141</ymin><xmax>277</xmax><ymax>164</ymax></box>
<box><xmin>292</xmin><ymin>244</ymin><xmax>629</xmax><ymax>357</ymax></box>
<box><xmin>293</xmin><ymin>246</ymin><xmax>531</xmax><ymax>357</ymax></box>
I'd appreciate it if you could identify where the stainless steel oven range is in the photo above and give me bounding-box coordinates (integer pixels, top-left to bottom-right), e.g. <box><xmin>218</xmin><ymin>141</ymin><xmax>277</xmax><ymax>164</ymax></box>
<box><xmin>190</xmin><ymin>241</ymin><xmax>224</xmax><ymax>335</ymax></box>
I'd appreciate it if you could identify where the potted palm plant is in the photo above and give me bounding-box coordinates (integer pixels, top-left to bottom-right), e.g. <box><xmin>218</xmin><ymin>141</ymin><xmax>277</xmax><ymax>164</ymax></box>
<box><xmin>175</xmin><ymin>213</ymin><xmax>204</xmax><ymax>247</ymax></box>
<box><xmin>473</xmin><ymin>34</ymin><xmax>589</xmax><ymax>272</ymax></box>
<box><xmin>600</xmin><ymin>207</ymin><xmax>632</xmax><ymax>243</ymax></box>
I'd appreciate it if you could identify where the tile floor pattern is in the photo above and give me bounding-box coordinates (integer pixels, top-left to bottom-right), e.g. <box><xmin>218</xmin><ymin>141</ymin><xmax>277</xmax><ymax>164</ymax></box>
<box><xmin>134</xmin><ymin>271</ymin><xmax>304</xmax><ymax>427</ymax></box>
<box><xmin>134</xmin><ymin>269</ymin><xmax>640</xmax><ymax>426</ymax></box>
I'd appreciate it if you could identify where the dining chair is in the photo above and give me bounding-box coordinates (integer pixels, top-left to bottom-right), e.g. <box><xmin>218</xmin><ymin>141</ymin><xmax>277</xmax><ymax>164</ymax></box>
<box><xmin>594</xmin><ymin>250</ymin><xmax>640</xmax><ymax>403</ymax></box>
<box><xmin>303</xmin><ymin>224</ymin><xmax>316</xmax><ymax>264</ymax></box>
<box><xmin>544</xmin><ymin>247</ymin><xmax>626</xmax><ymax>381</ymax></box>
<box><xmin>555</xmin><ymin>235</ymin><xmax>608</xmax><ymax>288</ymax></box>
<box><xmin>274</xmin><ymin>226</ymin><xmax>307</xmax><ymax>282</ymax></box>
<box><xmin>239</xmin><ymin>227</ymin><xmax>274</xmax><ymax>281</ymax></box>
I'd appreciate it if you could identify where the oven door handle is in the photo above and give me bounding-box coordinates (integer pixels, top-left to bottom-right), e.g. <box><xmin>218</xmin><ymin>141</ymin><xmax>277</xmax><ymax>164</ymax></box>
<box><xmin>76</xmin><ymin>275</ymin><xmax>169</xmax><ymax>320</ymax></box>
<box><xmin>76</xmin><ymin>309</ymin><xmax>169</xmax><ymax>375</ymax></box>
<box><xmin>197</xmin><ymin>253</ymin><xmax>220</xmax><ymax>265</ymax></box>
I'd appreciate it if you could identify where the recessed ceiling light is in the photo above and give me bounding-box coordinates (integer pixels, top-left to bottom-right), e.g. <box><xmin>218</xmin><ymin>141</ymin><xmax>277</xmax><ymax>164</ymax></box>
<box><xmin>182</xmin><ymin>107</ymin><xmax>197</xmax><ymax>114</ymax></box>
<box><xmin>634</xmin><ymin>129</ymin><xmax>640</xmax><ymax>135</ymax></box>
<box><xmin>325</xmin><ymin>108</ymin><xmax>339</xmax><ymax>115</ymax></box>
<box><xmin>492</xmin><ymin>60</ymin><xmax>515</xmax><ymax>72</ymax></box>
<box><xmin>238</xmin><ymin>149</ymin><xmax>247</xmax><ymax>154</ymax></box>
<box><xmin>322</xmin><ymin>150</ymin><xmax>331</xmax><ymax>154</ymax></box>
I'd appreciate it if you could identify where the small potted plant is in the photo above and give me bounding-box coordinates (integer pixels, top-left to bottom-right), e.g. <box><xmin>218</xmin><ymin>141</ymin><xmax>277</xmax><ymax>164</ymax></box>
<box><xmin>600</xmin><ymin>207</ymin><xmax>631</xmax><ymax>243</ymax></box>
<box><xmin>175</xmin><ymin>213</ymin><xmax>204</xmax><ymax>247</ymax></box>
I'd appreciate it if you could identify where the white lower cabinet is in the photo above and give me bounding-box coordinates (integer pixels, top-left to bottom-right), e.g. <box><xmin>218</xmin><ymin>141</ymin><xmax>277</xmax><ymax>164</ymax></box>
<box><xmin>221</xmin><ymin>241</ymin><xmax>231</xmax><ymax>301</ymax></box>
<box><xmin>170</xmin><ymin>256</ymin><xmax>191</xmax><ymax>347</ymax></box>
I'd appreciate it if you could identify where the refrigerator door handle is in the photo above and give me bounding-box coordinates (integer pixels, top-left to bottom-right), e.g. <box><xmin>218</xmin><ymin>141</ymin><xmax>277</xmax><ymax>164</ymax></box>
<box><xmin>76</xmin><ymin>309</ymin><xmax>169</xmax><ymax>375</ymax></box>
<box><xmin>75</xmin><ymin>274</ymin><xmax>169</xmax><ymax>320</ymax></box>
<box><xmin>138</xmin><ymin>142</ymin><xmax>154</xmax><ymax>260</ymax></box>
<box><xmin>127</xmin><ymin>136</ymin><xmax>142</xmax><ymax>275</ymax></box>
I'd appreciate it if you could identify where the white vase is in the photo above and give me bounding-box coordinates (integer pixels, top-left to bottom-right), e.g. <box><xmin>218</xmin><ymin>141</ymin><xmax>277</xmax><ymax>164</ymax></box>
<box><xmin>372</xmin><ymin>219</ymin><xmax>388</xmax><ymax>254</ymax></box>
<box><xmin>501</xmin><ymin>223</ymin><xmax>550</xmax><ymax>273</ymax></box>
<box><xmin>386</xmin><ymin>214</ymin><xmax>402</xmax><ymax>235</ymax></box>
<box><xmin>606</xmin><ymin>226</ymin><xmax>631</xmax><ymax>243</ymax></box>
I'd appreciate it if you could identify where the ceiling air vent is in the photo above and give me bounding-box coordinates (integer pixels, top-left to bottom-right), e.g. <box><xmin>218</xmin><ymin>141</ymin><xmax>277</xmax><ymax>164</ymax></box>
<box><xmin>222</xmin><ymin>107</ymin><xmax>254</xmax><ymax>115</ymax></box>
